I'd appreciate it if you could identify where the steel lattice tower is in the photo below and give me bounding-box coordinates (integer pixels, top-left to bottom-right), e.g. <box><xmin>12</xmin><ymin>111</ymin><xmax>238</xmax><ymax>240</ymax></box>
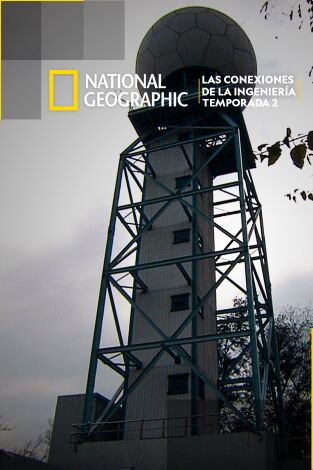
<box><xmin>80</xmin><ymin>6</ymin><xmax>285</xmax><ymax>442</ymax></box>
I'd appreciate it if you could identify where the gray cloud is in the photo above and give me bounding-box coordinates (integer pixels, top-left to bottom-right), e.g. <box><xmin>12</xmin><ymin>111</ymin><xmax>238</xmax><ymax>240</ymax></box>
<box><xmin>0</xmin><ymin>214</ymin><xmax>109</xmax><ymax>449</ymax></box>
<box><xmin>1</xmin><ymin>0</ymin><xmax>312</xmax><ymax>453</ymax></box>
<box><xmin>274</xmin><ymin>272</ymin><xmax>313</xmax><ymax>310</ymax></box>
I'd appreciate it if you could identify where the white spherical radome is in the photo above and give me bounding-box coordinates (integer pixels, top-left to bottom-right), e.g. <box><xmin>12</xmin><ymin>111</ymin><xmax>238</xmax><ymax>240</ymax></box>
<box><xmin>136</xmin><ymin>7</ymin><xmax>257</xmax><ymax>85</ymax></box>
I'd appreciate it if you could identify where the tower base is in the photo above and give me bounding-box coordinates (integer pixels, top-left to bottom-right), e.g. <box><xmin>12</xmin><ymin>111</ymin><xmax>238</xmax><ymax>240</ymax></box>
<box><xmin>49</xmin><ymin>395</ymin><xmax>282</xmax><ymax>470</ymax></box>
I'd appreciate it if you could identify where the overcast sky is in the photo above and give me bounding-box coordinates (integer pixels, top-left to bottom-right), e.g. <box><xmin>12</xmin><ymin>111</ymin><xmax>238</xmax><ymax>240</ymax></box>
<box><xmin>0</xmin><ymin>0</ymin><xmax>312</xmax><ymax>451</ymax></box>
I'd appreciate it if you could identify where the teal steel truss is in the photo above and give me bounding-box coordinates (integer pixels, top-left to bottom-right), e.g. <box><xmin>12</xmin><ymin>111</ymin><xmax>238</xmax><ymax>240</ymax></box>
<box><xmin>80</xmin><ymin>111</ymin><xmax>285</xmax><ymax>441</ymax></box>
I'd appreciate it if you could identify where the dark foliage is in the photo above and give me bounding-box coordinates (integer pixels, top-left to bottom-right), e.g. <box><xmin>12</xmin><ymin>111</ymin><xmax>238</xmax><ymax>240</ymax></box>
<box><xmin>218</xmin><ymin>301</ymin><xmax>312</xmax><ymax>443</ymax></box>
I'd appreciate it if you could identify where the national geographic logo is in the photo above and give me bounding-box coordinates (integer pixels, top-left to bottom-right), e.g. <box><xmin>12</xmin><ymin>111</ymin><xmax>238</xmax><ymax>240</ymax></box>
<box><xmin>0</xmin><ymin>0</ymin><xmax>124</xmax><ymax>120</ymax></box>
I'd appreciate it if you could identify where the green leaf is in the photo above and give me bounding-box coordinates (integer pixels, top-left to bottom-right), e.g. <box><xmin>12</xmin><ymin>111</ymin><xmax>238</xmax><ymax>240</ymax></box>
<box><xmin>258</xmin><ymin>143</ymin><xmax>268</xmax><ymax>151</ymax></box>
<box><xmin>290</xmin><ymin>144</ymin><xmax>307</xmax><ymax>169</ymax></box>
<box><xmin>268</xmin><ymin>142</ymin><xmax>282</xmax><ymax>166</ymax></box>
<box><xmin>282</xmin><ymin>128</ymin><xmax>292</xmax><ymax>148</ymax></box>
<box><xmin>300</xmin><ymin>191</ymin><xmax>307</xmax><ymax>201</ymax></box>
<box><xmin>307</xmin><ymin>131</ymin><xmax>313</xmax><ymax>151</ymax></box>
<box><xmin>283</xmin><ymin>136</ymin><xmax>290</xmax><ymax>148</ymax></box>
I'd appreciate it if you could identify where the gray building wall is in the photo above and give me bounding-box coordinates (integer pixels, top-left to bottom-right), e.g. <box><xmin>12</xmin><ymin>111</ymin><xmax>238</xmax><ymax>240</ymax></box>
<box><xmin>49</xmin><ymin>394</ymin><xmax>107</xmax><ymax>469</ymax></box>
<box><xmin>49</xmin><ymin>406</ymin><xmax>277</xmax><ymax>470</ymax></box>
<box><xmin>125</xmin><ymin>133</ymin><xmax>218</xmax><ymax>435</ymax></box>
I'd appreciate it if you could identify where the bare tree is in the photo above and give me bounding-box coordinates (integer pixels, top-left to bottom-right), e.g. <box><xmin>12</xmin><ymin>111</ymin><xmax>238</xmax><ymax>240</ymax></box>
<box><xmin>260</xmin><ymin>0</ymin><xmax>313</xmax><ymax>33</ymax></box>
<box><xmin>0</xmin><ymin>415</ymin><xmax>12</xmax><ymax>432</ymax></box>
<box><xmin>15</xmin><ymin>419</ymin><xmax>52</xmax><ymax>463</ymax></box>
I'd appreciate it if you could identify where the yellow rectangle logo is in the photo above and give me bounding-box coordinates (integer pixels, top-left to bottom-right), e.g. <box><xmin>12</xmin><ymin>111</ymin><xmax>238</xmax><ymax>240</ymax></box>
<box><xmin>49</xmin><ymin>69</ymin><xmax>78</xmax><ymax>111</ymax></box>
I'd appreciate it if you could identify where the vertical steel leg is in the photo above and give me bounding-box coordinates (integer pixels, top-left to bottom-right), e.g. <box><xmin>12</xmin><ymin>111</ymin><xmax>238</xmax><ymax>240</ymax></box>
<box><xmin>82</xmin><ymin>154</ymin><xmax>125</xmax><ymax>433</ymax></box>
<box><xmin>234</xmin><ymin>128</ymin><xmax>263</xmax><ymax>429</ymax></box>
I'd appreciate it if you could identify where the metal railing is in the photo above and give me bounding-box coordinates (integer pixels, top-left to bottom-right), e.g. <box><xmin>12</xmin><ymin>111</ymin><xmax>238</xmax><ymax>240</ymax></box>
<box><xmin>71</xmin><ymin>413</ymin><xmax>310</xmax><ymax>464</ymax></box>
<box><xmin>71</xmin><ymin>412</ymin><xmax>221</xmax><ymax>443</ymax></box>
